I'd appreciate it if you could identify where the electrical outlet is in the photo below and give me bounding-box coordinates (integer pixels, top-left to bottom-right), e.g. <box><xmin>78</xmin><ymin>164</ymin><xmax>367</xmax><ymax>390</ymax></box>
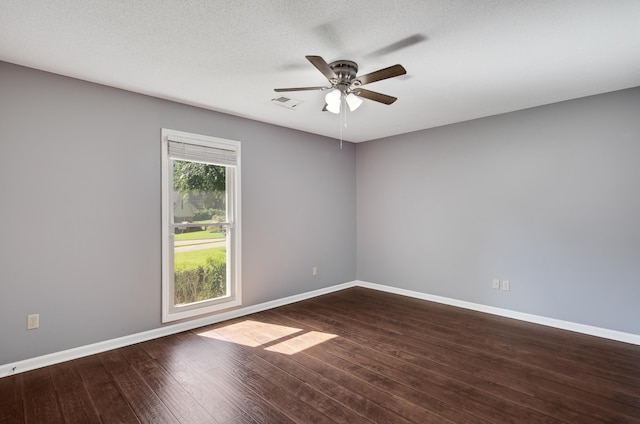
<box><xmin>492</xmin><ymin>279</ymin><xmax>500</xmax><ymax>290</ymax></box>
<box><xmin>502</xmin><ymin>280</ymin><xmax>510</xmax><ymax>291</ymax></box>
<box><xmin>312</xmin><ymin>266</ymin><xmax>318</xmax><ymax>276</ymax></box>
<box><xmin>27</xmin><ymin>314</ymin><xmax>39</xmax><ymax>330</ymax></box>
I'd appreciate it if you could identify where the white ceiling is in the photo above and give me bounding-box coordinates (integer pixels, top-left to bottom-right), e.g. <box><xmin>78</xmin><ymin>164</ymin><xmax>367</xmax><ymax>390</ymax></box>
<box><xmin>1</xmin><ymin>1</ymin><xmax>639</xmax><ymax>143</ymax></box>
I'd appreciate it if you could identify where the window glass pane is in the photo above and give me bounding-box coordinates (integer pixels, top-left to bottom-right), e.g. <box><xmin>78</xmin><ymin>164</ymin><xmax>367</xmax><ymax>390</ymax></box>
<box><xmin>172</xmin><ymin>159</ymin><xmax>228</xmax><ymax>306</ymax></box>
<box><xmin>174</xmin><ymin>226</ymin><xmax>227</xmax><ymax>305</ymax></box>
<box><xmin>172</xmin><ymin>160</ymin><xmax>226</xmax><ymax>224</ymax></box>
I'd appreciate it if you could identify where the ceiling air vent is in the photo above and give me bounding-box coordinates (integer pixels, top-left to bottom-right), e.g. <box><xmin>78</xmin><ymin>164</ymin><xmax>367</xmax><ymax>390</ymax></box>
<box><xmin>271</xmin><ymin>96</ymin><xmax>303</xmax><ymax>110</ymax></box>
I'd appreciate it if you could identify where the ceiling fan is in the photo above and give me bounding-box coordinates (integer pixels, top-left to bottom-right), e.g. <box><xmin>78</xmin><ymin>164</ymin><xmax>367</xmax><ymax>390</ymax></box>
<box><xmin>274</xmin><ymin>55</ymin><xmax>406</xmax><ymax>114</ymax></box>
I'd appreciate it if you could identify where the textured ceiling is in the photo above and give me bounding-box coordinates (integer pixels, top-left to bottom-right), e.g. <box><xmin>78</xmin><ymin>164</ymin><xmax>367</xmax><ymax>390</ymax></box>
<box><xmin>1</xmin><ymin>0</ymin><xmax>639</xmax><ymax>142</ymax></box>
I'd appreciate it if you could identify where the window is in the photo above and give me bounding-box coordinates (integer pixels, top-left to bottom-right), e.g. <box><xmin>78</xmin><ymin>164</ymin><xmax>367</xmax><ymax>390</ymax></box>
<box><xmin>161</xmin><ymin>129</ymin><xmax>241</xmax><ymax>322</ymax></box>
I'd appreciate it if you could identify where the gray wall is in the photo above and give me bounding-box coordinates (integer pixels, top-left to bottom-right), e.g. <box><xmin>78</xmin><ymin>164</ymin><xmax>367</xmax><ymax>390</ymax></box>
<box><xmin>0</xmin><ymin>61</ymin><xmax>356</xmax><ymax>364</ymax></box>
<box><xmin>357</xmin><ymin>87</ymin><xmax>640</xmax><ymax>334</ymax></box>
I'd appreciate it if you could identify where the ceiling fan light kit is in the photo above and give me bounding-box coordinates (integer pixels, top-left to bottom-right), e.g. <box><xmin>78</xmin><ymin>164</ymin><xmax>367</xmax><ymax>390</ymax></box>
<box><xmin>345</xmin><ymin>93</ymin><xmax>363</xmax><ymax>112</ymax></box>
<box><xmin>324</xmin><ymin>89</ymin><xmax>362</xmax><ymax>114</ymax></box>
<box><xmin>325</xmin><ymin>88</ymin><xmax>342</xmax><ymax>113</ymax></box>
<box><xmin>274</xmin><ymin>55</ymin><xmax>406</xmax><ymax>113</ymax></box>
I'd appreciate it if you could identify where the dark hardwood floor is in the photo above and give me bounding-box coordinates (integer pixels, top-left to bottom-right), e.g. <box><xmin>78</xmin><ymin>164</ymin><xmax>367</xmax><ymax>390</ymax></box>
<box><xmin>2</xmin><ymin>287</ymin><xmax>639</xmax><ymax>423</ymax></box>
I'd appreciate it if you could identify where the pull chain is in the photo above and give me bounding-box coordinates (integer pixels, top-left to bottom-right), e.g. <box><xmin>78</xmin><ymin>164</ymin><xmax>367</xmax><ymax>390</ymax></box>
<box><xmin>339</xmin><ymin>95</ymin><xmax>347</xmax><ymax>149</ymax></box>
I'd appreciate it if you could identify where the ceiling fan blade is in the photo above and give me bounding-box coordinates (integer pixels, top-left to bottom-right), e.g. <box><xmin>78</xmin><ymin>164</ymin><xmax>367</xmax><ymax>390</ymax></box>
<box><xmin>274</xmin><ymin>86</ymin><xmax>328</xmax><ymax>92</ymax></box>
<box><xmin>355</xmin><ymin>64</ymin><xmax>406</xmax><ymax>86</ymax></box>
<box><xmin>353</xmin><ymin>88</ymin><xmax>397</xmax><ymax>105</ymax></box>
<box><xmin>306</xmin><ymin>55</ymin><xmax>338</xmax><ymax>81</ymax></box>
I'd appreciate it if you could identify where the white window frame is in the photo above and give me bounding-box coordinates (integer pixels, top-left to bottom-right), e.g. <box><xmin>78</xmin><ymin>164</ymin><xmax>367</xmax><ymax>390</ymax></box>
<box><xmin>161</xmin><ymin>128</ymin><xmax>241</xmax><ymax>323</ymax></box>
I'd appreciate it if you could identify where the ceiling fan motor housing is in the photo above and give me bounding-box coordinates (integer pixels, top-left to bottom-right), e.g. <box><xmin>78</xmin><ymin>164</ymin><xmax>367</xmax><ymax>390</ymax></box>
<box><xmin>329</xmin><ymin>60</ymin><xmax>360</xmax><ymax>92</ymax></box>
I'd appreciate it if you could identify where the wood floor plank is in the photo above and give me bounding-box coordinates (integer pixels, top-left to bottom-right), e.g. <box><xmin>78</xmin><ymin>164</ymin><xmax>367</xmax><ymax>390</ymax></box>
<box><xmin>119</xmin><ymin>344</ymin><xmax>219</xmax><ymax>424</ymax></box>
<box><xmin>75</xmin><ymin>353</ymin><xmax>142</xmax><ymax>423</ymax></box>
<box><xmin>139</xmin><ymin>335</ymin><xmax>245</xmax><ymax>423</ymax></box>
<box><xmin>222</xmin><ymin>411</ymin><xmax>259</xmax><ymax>424</ymax></box>
<box><xmin>166</xmin><ymin>331</ymin><xmax>299</xmax><ymax>424</ymax></box>
<box><xmin>99</xmin><ymin>349</ymin><xmax>179</xmax><ymax>423</ymax></box>
<box><xmin>5</xmin><ymin>287</ymin><xmax>640</xmax><ymax>424</ymax></box>
<box><xmin>48</xmin><ymin>361</ymin><xmax>101</xmax><ymax>424</ymax></box>
<box><xmin>196</xmin><ymin>324</ymin><xmax>377</xmax><ymax>424</ymax></box>
<box><xmin>0</xmin><ymin>372</ymin><xmax>25</xmax><ymax>424</ymax></box>
<box><xmin>247</xmin><ymin>342</ymin><xmax>389</xmax><ymax>424</ymax></box>
<box><xmin>259</xmin><ymin>344</ymin><xmax>420</xmax><ymax>424</ymax></box>
<box><xmin>20</xmin><ymin>368</ymin><xmax>63</xmax><ymax>424</ymax></box>
<box><xmin>178</xmin><ymin>329</ymin><xmax>337</xmax><ymax>424</ymax></box>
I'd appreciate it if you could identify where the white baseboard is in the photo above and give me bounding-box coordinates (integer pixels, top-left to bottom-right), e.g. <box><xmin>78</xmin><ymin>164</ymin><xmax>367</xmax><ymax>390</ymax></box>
<box><xmin>356</xmin><ymin>280</ymin><xmax>640</xmax><ymax>346</ymax></box>
<box><xmin>3</xmin><ymin>279</ymin><xmax>638</xmax><ymax>378</ymax></box>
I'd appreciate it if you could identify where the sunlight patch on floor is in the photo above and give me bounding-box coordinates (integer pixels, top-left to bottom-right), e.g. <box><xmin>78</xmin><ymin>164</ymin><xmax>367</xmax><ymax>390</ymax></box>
<box><xmin>196</xmin><ymin>319</ymin><xmax>337</xmax><ymax>354</ymax></box>
<box><xmin>265</xmin><ymin>331</ymin><xmax>338</xmax><ymax>355</ymax></box>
